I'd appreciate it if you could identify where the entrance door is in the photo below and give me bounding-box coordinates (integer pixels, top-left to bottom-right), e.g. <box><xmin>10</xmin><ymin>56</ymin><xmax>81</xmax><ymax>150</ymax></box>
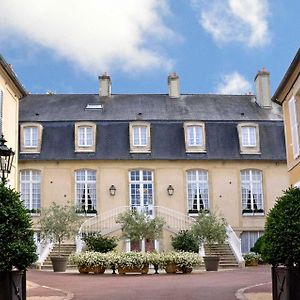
<box><xmin>129</xmin><ymin>170</ymin><xmax>154</xmax><ymax>216</ymax></box>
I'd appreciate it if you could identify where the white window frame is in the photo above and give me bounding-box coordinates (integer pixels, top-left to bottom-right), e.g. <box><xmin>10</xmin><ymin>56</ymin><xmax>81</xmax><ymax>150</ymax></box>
<box><xmin>129</xmin><ymin>170</ymin><xmax>154</xmax><ymax>216</ymax></box>
<box><xmin>184</xmin><ymin>122</ymin><xmax>206</xmax><ymax>153</ymax></box>
<box><xmin>289</xmin><ymin>96</ymin><xmax>300</xmax><ymax>159</ymax></box>
<box><xmin>237</xmin><ymin>123</ymin><xmax>260</xmax><ymax>154</ymax></box>
<box><xmin>74</xmin><ymin>122</ymin><xmax>96</xmax><ymax>152</ymax></box>
<box><xmin>186</xmin><ymin>169</ymin><xmax>209</xmax><ymax>214</ymax></box>
<box><xmin>20</xmin><ymin>169</ymin><xmax>41</xmax><ymax>212</ymax></box>
<box><xmin>129</xmin><ymin>122</ymin><xmax>151</xmax><ymax>153</ymax></box>
<box><xmin>20</xmin><ymin>123</ymin><xmax>43</xmax><ymax>153</ymax></box>
<box><xmin>75</xmin><ymin>169</ymin><xmax>97</xmax><ymax>213</ymax></box>
<box><xmin>241</xmin><ymin>169</ymin><xmax>264</xmax><ymax>215</ymax></box>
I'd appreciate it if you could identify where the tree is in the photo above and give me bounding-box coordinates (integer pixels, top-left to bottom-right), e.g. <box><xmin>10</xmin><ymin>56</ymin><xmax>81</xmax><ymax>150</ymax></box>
<box><xmin>171</xmin><ymin>230</ymin><xmax>199</xmax><ymax>253</ymax></box>
<box><xmin>116</xmin><ymin>209</ymin><xmax>165</xmax><ymax>244</ymax></box>
<box><xmin>191</xmin><ymin>210</ymin><xmax>227</xmax><ymax>255</ymax></box>
<box><xmin>0</xmin><ymin>184</ymin><xmax>37</xmax><ymax>271</ymax></box>
<box><xmin>39</xmin><ymin>202</ymin><xmax>81</xmax><ymax>256</ymax></box>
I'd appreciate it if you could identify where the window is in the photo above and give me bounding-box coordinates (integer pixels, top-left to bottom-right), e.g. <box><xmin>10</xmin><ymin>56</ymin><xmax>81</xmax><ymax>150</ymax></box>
<box><xmin>184</xmin><ymin>122</ymin><xmax>206</xmax><ymax>152</ymax></box>
<box><xmin>20</xmin><ymin>123</ymin><xmax>43</xmax><ymax>153</ymax></box>
<box><xmin>241</xmin><ymin>169</ymin><xmax>264</xmax><ymax>214</ymax></box>
<box><xmin>237</xmin><ymin>123</ymin><xmax>260</xmax><ymax>154</ymax></box>
<box><xmin>129</xmin><ymin>122</ymin><xmax>151</xmax><ymax>153</ymax></box>
<box><xmin>75</xmin><ymin>169</ymin><xmax>97</xmax><ymax>213</ymax></box>
<box><xmin>75</xmin><ymin>122</ymin><xmax>96</xmax><ymax>152</ymax></box>
<box><xmin>187</xmin><ymin>169</ymin><xmax>209</xmax><ymax>213</ymax></box>
<box><xmin>24</xmin><ymin>127</ymin><xmax>38</xmax><ymax>147</ymax></box>
<box><xmin>289</xmin><ymin>96</ymin><xmax>300</xmax><ymax>158</ymax></box>
<box><xmin>20</xmin><ymin>170</ymin><xmax>41</xmax><ymax>212</ymax></box>
<box><xmin>129</xmin><ymin>170</ymin><xmax>154</xmax><ymax>215</ymax></box>
<box><xmin>241</xmin><ymin>231</ymin><xmax>264</xmax><ymax>254</ymax></box>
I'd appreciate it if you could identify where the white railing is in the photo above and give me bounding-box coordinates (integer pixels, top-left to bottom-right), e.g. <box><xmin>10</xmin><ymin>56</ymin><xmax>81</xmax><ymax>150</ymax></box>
<box><xmin>226</xmin><ymin>225</ymin><xmax>245</xmax><ymax>267</ymax></box>
<box><xmin>37</xmin><ymin>240</ymin><xmax>53</xmax><ymax>266</ymax></box>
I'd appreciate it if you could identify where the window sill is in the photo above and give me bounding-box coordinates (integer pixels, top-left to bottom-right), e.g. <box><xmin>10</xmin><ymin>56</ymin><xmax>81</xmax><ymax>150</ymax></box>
<box><xmin>242</xmin><ymin>212</ymin><xmax>265</xmax><ymax>217</ymax></box>
<box><xmin>76</xmin><ymin>213</ymin><xmax>97</xmax><ymax>217</ymax></box>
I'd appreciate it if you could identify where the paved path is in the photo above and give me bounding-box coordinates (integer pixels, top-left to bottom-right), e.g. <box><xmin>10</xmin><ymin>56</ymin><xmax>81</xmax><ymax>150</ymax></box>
<box><xmin>27</xmin><ymin>266</ymin><xmax>272</xmax><ymax>300</ymax></box>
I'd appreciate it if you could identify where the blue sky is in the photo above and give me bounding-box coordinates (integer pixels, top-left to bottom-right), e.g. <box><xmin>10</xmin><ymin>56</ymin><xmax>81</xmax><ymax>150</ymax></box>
<box><xmin>0</xmin><ymin>0</ymin><xmax>299</xmax><ymax>95</ymax></box>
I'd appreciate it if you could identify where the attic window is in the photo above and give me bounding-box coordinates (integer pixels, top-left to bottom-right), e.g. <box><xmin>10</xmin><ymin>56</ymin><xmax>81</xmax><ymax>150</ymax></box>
<box><xmin>85</xmin><ymin>104</ymin><xmax>103</xmax><ymax>110</ymax></box>
<box><xmin>237</xmin><ymin>123</ymin><xmax>260</xmax><ymax>154</ymax></box>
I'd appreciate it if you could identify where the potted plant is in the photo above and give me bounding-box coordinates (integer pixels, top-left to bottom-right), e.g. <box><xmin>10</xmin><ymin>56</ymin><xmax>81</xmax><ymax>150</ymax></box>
<box><xmin>39</xmin><ymin>202</ymin><xmax>81</xmax><ymax>272</ymax></box>
<box><xmin>243</xmin><ymin>252</ymin><xmax>262</xmax><ymax>266</ymax></box>
<box><xmin>148</xmin><ymin>251</ymin><xmax>162</xmax><ymax>274</ymax></box>
<box><xmin>263</xmin><ymin>187</ymin><xmax>300</xmax><ymax>300</ymax></box>
<box><xmin>191</xmin><ymin>210</ymin><xmax>227</xmax><ymax>271</ymax></box>
<box><xmin>116</xmin><ymin>209</ymin><xmax>165</xmax><ymax>251</ymax></box>
<box><xmin>82</xmin><ymin>232</ymin><xmax>118</xmax><ymax>253</ymax></box>
<box><xmin>0</xmin><ymin>184</ymin><xmax>37</xmax><ymax>299</ymax></box>
<box><xmin>116</xmin><ymin>251</ymin><xmax>149</xmax><ymax>275</ymax></box>
<box><xmin>171</xmin><ymin>229</ymin><xmax>199</xmax><ymax>253</ymax></box>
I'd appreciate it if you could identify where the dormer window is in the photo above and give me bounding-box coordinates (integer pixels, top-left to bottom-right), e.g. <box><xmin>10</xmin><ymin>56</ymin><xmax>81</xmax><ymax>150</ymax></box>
<box><xmin>238</xmin><ymin>123</ymin><xmax>260</xmax><ymax>154</ymax></box>
<box><xmin>75</xmin><ymin>122</ymin><xmax>96</xmax><ymax>152</ymax></box>
<box><xmin>184</xmin><ymin>122</ymin><xmax>206</xmax><ymax>153</ymax></box>
<box><xmin>20</xmin><ymin>123</ymin><xmax>43</xmax><ymax>153</ymax></box>
<box><xmin>129</xmin><ymin>122</ymin><xmax>151</xmax><ymax>153</ymax></box>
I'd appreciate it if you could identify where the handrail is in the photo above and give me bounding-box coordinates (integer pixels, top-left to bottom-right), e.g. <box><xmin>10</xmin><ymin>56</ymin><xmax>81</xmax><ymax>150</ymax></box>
<box><xmin>226</xmin><ymin>225</ymin><xmax>245</xmax><ymax>267</ymax></box>
<box><xmin>37</xmin><ymin>240</ymin><xmax>53</xmax><ymax>266</ymax></box>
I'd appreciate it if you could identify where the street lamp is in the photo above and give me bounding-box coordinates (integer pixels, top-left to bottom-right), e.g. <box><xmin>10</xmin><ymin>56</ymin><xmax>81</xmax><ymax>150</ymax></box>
<box><xmin>0</xmin><ymin>135</ymin><xmax>15</xmax><ymax>183</ymax></box>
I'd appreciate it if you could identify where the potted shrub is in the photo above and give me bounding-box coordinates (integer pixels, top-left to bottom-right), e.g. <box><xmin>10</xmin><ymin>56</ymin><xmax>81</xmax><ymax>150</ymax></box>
<box><xmin>0</xmin><ymin>184</ymin><xmax>37</xmax><ymax>299</ymax></box>
<box><xmin>263</xmin><ymin>187</ymin><xmax>300</xmax><ymax>300</ymax></box>
<box><xmin>116</xmin><ymin>251</ymin><xmax>149</xmax><ymax>275</ymax></box>
<box><xmin>191</xmin><ymin>210</ymin><xmax>227</xmax><ymax>271</ymax></box>
<box><xmin>171</xmin><ymin>230</ymin><xmax>199</xmax><ymax>253</ymax></box>
<box><xmin>243</xmin><ymin>252</ymin><xmax>262</xmax><ymax>266</ymax></box>
<box><xmin>148</xmin><ymin>251</ymin><xmax>162</xmax><ymax>274</ymax></box>
<box><xmin>39</xmin><ymin>202</ymin><xmax>81</xmax><ymax>272</ymax></box>
<box><xmin>116</xmin><ymin>209</ymin><xmax>165</xmax><ymax>251</ymax></box>
<box><xmin>82</xmin><ymin>232</ymin><xmax>118</xmax><ymax>253</ymax></box>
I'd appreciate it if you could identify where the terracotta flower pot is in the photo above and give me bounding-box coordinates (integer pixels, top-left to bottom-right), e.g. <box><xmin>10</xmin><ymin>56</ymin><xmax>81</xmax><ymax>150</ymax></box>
<box><xmin>118</xmin><ymin>264</ymin><xmax>149</xmax><ymax>275</ymax></box>
<box><xmin>164</xmin><ymin>263</ymin><xmax>178</xmax><ymax>274</ymax></box>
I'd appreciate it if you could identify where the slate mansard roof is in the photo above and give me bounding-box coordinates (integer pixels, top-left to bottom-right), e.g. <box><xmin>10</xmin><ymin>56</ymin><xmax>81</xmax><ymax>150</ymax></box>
<box><xmin>19</xmin><ymin>93</ymin><xmax>286</xmax><ymax>161</ymax></box>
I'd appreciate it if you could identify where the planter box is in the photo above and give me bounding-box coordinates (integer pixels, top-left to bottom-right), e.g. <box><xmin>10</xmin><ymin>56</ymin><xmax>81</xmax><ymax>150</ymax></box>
<box><xmin>50</xmin><ymin>257</ymin><xmax>68</xmax><ymax>272</ymax></box>
<box><xmin>203</xmin><ymin>256</ymin><xmax>220</xmax><ymax>271</ymax></box>
<box><xmin>0</xmin><ymin>270</ymin><xmax>26</xmax><ymax>300</ymax></box>
<box><xmin>272</xmin><ymin>266</ymin><xmax>300</xmax><ymax>300</ymax></box>
<box><xmin>164</xmin><ymin>263</ymin><xmax>177</xmax><ymax>274</ymax></box>
<box><xmin>118</xmin><ymin>264</ymin><xmax>149</xmax><ymax>275</ymax></box>
<box><xmin>78</xmin><ymin>266</ymin><xmax>106</xmax><ymax>274</ymax></box>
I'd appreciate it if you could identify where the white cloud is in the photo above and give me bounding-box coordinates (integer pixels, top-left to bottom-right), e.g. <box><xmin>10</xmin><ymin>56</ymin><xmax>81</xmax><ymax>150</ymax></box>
<box><xmin>191</xmin><ymin>0</ymin><xmax>270</xmax><ymax>47</ymax></box>
<box><xmin>0</xmin><ymin>0</ymin><xmax>175</xmax><ymax>74</ymax></box>
<box><xmin>216</xmin><ymin>72</ymin><xmax>252</xmax><ymax>95</ymax></box>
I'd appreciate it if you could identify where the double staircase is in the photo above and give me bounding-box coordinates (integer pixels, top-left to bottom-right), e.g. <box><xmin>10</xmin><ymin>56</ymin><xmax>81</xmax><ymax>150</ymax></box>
<box><xmin>41</xmin><ymin>244</ymin><xmax>76</xmax><ymax>270</ymax></box>
<box><xmin>204</xmin><ymin>243</ymin><xmax>239</xmax><ymax>269</ymax></box>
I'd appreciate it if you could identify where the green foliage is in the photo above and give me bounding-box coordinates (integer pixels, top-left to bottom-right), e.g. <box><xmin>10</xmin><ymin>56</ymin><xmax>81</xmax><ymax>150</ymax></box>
<box><xmin>250</xmin><ymin>235</ymin><xmax>266</xmax><ymax>260</ymax></box>
<box><xmin>191</xmin><ymin>210</ymin><xmax>227</xmax><ymax>255</ymax></box>
<box><xmin>82</xmin><ymin>233</ymin><xmax>118</xmax><ymax>253</ymax></box>
<box><xmin>171</xmin><ymin>230</ymin><xmax>199</xmax><ymax>253</ymax></box>
<box><xmin>263</xmin><ymin>187</ymin><xmax>300</xmax><ymax>267</ymax></box>
<box><xmin>243</xmin><ymin>252</ymin><xmax>262</xmax><ymax>265</ymax></box>
<box><xmin>0</xmin><ymin>184</ymin><xmax>37</xmax><ymax>271</ymax></box>
<box><xmin>39</xmin><ymin>202</ymin><xmax>81</xmax><ymax>256</ymax></box>
<box><xmin>116</xmin><ymin>210</ymin><xmax>165</xmax><ymax>242</ymax></box>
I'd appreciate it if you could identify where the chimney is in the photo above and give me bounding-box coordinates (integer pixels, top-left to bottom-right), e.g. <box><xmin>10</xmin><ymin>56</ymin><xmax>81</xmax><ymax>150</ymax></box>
<box><xmin>168</xmin><ymin>73</ymin><xmax>180</xmax><ymax>98</ymax></box>
<box><xmin>254</xmin><ymin>67</ymin><xmax>271</xmax><ymax>107</ymax></box>
<box><xmin>99</xmin><ymin>73</ymin><xmax>111</xmax><ymax>97</ymax></box>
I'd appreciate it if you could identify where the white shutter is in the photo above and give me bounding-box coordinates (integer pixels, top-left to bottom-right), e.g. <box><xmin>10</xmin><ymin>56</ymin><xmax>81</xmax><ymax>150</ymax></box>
<box><xmin>289</xmin><ymin>97</ymin><xmax>300</xmax><ymax>158</ymax></box>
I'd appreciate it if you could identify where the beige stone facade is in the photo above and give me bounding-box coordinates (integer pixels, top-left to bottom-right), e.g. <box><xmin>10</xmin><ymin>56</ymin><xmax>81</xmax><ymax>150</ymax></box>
<box><xmin>273</xmin><ymin>49</ymin><xmax>300</xmax><ymax>186</ymax></box>
<box><xmin>0</xmin><ymin>55</ymin><xmax>26</xmax><ymax>188</ymax></box>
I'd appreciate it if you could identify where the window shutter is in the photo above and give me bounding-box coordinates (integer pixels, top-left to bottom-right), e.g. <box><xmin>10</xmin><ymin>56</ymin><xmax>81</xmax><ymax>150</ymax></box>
<box><xmin>289</xmin><ymin>97</ymin><xmax>300</xmax><ymax>158</ymax></box>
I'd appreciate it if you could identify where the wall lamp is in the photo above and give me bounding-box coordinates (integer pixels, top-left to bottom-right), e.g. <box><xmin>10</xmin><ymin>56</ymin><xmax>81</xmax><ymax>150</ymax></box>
<box><xmin>167</xmin><ymin>184</ymin><xmax>174</xmax><ymax>196</ymax></box>
<box><xmin>0</xmin><ymin>135</ymin><xmax>15</xmax><ymax>184</ymax></box>
<box><xmin>109</xmin><ymin>185</ymin><xmax>116</xmax><ymax>196</ymax></box>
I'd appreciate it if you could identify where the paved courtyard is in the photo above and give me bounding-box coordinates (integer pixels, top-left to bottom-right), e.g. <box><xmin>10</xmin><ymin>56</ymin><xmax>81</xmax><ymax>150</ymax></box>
<box><xmin>27</xmin><ymin>266</ymin><xmax>272</xmax><ymax>300</ymax></box>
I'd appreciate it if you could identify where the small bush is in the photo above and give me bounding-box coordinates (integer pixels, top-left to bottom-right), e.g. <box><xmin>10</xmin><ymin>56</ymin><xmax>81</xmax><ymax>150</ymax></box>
<box><xmin>83</xmin><ymin>233</ymin><xmax>118</xmax><ymax>253</ymax></box>
<box><xmin>171</xmin><ymin>230</ymin><xmax>199</xmax><ymax>253</ymax></box>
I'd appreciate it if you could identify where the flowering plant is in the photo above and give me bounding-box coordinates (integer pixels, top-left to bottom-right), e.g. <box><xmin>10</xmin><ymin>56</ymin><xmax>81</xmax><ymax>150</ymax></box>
<box><xmin>69</xmin><ymin>251</ymin><xmax>108</xmax><ymax>268</ymax></box>
<box><xmin>243</xmin><ymin>252</ymin><xmax>262</xmax><ymax>265</ymax></box>
<box><xmin>148</xmin><ymin>252</ymin><xmax>162</xmax><ymax>267</ymax></box>
<box><xmin>116</xmin><ymin>251</ymin><xmax>149</xmax><ymax>269</ymax></box>
<box><xmin>160</xmin><ymin>251</ymin><xmax>202</xmax><ymax>268</ymax></box>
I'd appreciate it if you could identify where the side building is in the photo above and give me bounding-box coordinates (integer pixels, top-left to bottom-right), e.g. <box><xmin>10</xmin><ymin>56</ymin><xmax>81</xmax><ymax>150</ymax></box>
<box><xmin>19</xmin><ymin>71</ymin><xmax>288</xmax><ymax>255</ymax></box>
<box><xmin>272</xmin><ymin>48</ymin><xmax>300</xmax><ymax>186</ymax></box>
<box><xmin>0</xmin><ymin>55</ymin><xmax>27</xmax><ymax>188</ymax></box>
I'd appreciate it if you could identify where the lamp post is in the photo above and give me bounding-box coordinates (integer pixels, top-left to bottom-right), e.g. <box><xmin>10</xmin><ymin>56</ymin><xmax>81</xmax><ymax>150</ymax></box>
<box><xmin>0</xmin><ymin>135</ymin><xmax>15</xmax><ymax>183</ymax></box>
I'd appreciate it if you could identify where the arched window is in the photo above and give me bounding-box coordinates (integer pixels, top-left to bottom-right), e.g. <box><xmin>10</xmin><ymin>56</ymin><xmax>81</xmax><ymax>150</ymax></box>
<box><xmin>75</xmin><ymin>169</ymin><xmax>96</xmax><ymax>212</ymax></box>
<box><xmin>20</xmin><ymin>170</ymin><xmax>41</xmax><ymax>211</ymax></box>
<box><xmin>241</xmin><ymin>169</ymin><xmax>264</xmax><ymax>213</ymax></box>
<box><xmin>186</xmin><ymin>169</ymin><xmax>209</xmax><ymax>213</ymax></box>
